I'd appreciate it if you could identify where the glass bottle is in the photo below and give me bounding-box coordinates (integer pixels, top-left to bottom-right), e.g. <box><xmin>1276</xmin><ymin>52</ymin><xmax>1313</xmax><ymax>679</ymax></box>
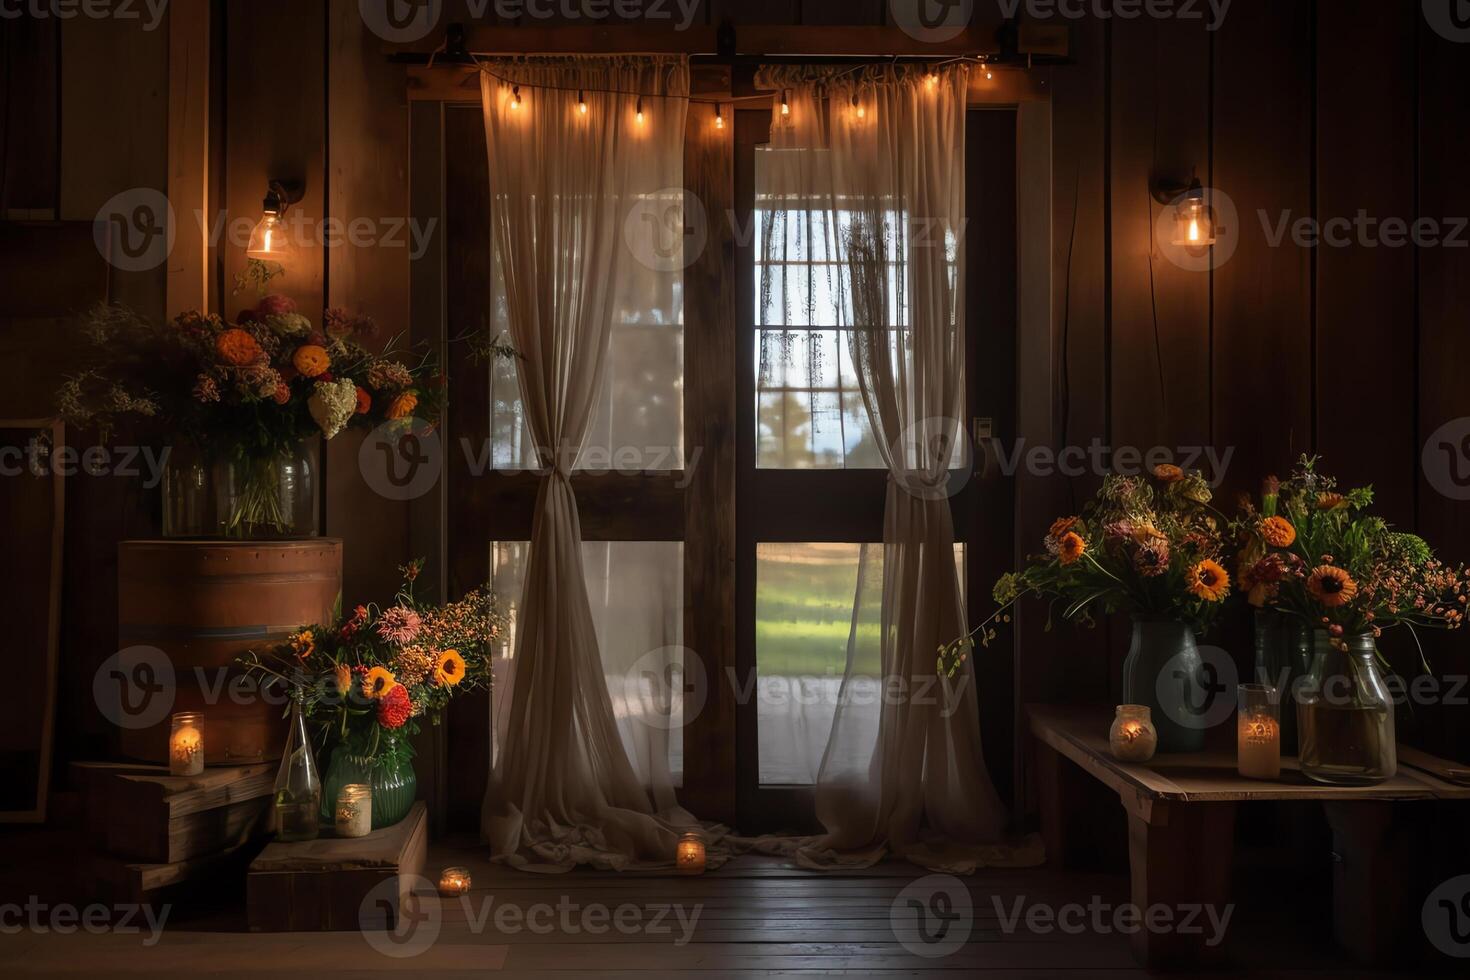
<box><xmin>1296</xmin><ymin>631</ymin><xmax>1396</xmax><ymax>785</ymax></box>
<box><xmin>273</xmin><ymin>691</ymin><xmax>321</xmax><ymax>841</ymax></box>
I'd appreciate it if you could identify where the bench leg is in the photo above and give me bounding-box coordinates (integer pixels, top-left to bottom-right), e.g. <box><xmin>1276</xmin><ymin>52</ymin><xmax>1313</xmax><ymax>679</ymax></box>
<box><xmin>1324</xmin><ymin>801</ymin><xmax>1415</xmax><ymax>964</ymax></box>
<box><xmin>1034</xmin><ymin>740</ymin><xmax>1091</xmax><ymax>869</ymax></box>
<box><xmin>1125</xmin><ymin>801</ymin><xmax>1237</xmax><ymax>969</ymax></box>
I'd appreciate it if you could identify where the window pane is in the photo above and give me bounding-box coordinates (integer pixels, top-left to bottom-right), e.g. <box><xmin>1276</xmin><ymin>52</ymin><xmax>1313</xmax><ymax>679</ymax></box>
<box><xmin>490</xmin><ymin>541</ymin><xmax>685</xmax><ymax>784</ymax></box>
<box><xmin>754</xmin><ymin>542</ymin><xmax>964</xmax><ymax>786</ymax></box>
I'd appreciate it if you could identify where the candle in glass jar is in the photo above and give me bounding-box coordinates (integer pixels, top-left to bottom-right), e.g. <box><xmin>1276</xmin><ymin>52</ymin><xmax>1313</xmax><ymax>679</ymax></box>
<box><xmin>676</xmin><ymin>832</ymin><xmax>706</xmax><ymax>874</ymax></box>
<box><xmin>168</xmin><ymin>712</ymin><xmax>204</xmax><ymax>776</ymax></box>
<box><xmin>438</xmin><ymin>867</ymin><xmax>472</xmax><ymax>897</ymax></box>
<box><xmin>1108</xmin><ymin>705</ymin><xmax>1158</xmax><ymax>763</ymax></box>
<box><xmin>1237</xmin><ymin>684</ymin><xmax>1282</xmax><ymax>780</ymax></box>
<box><xmin>334</xmin><ymin>784</ymin><xmax>372</xmax><ymax>838</ymax></box>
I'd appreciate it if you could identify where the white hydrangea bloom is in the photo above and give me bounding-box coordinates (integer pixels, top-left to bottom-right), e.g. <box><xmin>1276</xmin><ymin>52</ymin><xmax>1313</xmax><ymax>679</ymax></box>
<box><xmin>309</xmin><ymin>378</ymin><xmax>357</xmax><ymax>440</ymax></box>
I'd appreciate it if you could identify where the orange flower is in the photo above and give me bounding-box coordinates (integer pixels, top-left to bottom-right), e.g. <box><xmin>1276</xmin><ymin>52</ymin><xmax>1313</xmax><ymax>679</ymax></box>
<box><xmin>1153</xmin><ymin>463</ymin><xmax>1184</xmax><ymax>483</ymax></box>
<box><xmin>272</xmin><ymin>382</ymin><xmax>291</xmax><ymax>405</ymax></box>
<box><xmin>333</xmin><ymin>664</ymin><xmax>353</xmax><ymax>697</ymax></box>
<box><xmin>216</xmin><ymin>328</ymin><xmax>263</xmax><ymax>366</ymax></box>
<box><xmin>1259</xmin><ymin>516</ymin><xmax>1296</xmax><ymax>548</ymax></box>
<box><xmin>1306</xmin><ymin>565</ymin><xmax>1357</xmax><ymax>607</ymax></box>
<box><xmin>433</xmin><ymin>649</ymin><xmax>466</xmax><ymax>687</ymax></box>
<box><xmin>1316</xmin><ymin>492</ymin><xmax>1347</xmax><ymax>512</ymax></box>
<box><xmin>363</xmin><ymin>666</ymin><xmax>398</xmax><ymax>700</ymax></box>
<box><xmin>387</xmin><ymin>391</ymin><xmax>419</xmax><ymax>420</ymax></box>
<box><xmin>292</xmin><ymin>344</ymin><xmax>331</xmax><ymax>378</ymax></box>
<box><xmin>354</xmin><ymin>386</ymin><xmax>372</xmax><ymax>415</ymax></box>
<box><xmin>288</xmin><ymin>629</ymin><xmax>316</xmax><ymax>660</ymax></box>
<box><xmin>1058</xmin><ymin>532</ymin><xmax>1086</xmax><ymax>566</ymax></box>
<box><xmin>1187</xmin><ymin>560</ymin><xmax>1231</xmax><ymax>602</ymax></box>
<box><xmin>1048</xmin><ymin>516</ymin><xmax>1079</xmax><ymax>540</ymax></box>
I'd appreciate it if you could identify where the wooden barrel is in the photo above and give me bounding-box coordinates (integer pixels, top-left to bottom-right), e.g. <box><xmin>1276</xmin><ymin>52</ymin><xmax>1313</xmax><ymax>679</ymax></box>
<box><xmin>116</xmin><ymin>539</ymin><xmax>342</xmax><ymax>765</ymax></box>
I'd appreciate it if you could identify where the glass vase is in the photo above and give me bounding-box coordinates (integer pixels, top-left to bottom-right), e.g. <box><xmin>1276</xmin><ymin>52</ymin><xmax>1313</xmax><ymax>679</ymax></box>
<box><xmin>213</xmin><ymin>437</ymin><xmax>320</xmax><ymax>539</ymax></box>
<box><xmin>1121</xmin><ymin>617</ymin><xmax>1207</xmax><ymax>753</ymax></box>
<box><xmin>273</xmin><ymin>693</ymin><xmax>322</xmax><ymax>841</ymax></box>
<box><xmin>1295</xmin><ymin>631</ymin><xmax>1396</xmax><ymax>785</ymax></box>
<box><xmin>319</xmin><ymin>740</ymin><xmax>417</xmax><ymax>830</ymax></box>
<box><xmin>161</xmin><ymin>444</ymin><xmax>214</xmax><ymax>537</ymax></box>
<box><xmin>1253</xmin><ymin>608</ymin><xmax>1308</xmax><ymax>753</ymax></box>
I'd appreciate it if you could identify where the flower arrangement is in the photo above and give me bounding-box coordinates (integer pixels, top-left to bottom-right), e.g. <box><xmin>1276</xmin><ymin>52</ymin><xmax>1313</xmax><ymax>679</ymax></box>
<box><xmin>939</xmin><ymin>466</ymin><xmax>1231</xmax><ymax>675</ymax></box>
<box><xmin>55</xmin><ymin>298</ymin><xmax>444</xmax><ymax>534</ymax></box>
<box><xmin>1233</xmin><ymin>455</ymin><xmax>1469</xmax><ymax>654</ymax></box>
<box><xmin>237</xmin><ymin>559</ymin><xmax>506</xmax><ymax>767</ymax></box>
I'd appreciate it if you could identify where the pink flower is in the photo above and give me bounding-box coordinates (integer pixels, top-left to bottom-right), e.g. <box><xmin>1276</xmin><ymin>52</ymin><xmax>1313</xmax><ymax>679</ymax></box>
<box><xmin>256</xmin><ymin>294</ymin><xmax>297</xmax><ymax>318</ymax></box>
<box><xmin>375</xmin><ymin>605</ymin><xmax>422</xmax><ymax>645</ymax></box>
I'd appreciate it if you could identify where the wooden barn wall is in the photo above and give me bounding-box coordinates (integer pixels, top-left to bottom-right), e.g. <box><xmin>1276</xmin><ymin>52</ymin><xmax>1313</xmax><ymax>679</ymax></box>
<box><xmin>3</xmin><ymin>0</ymin><xmax>1470</xmax><ymax>803</ymax></box>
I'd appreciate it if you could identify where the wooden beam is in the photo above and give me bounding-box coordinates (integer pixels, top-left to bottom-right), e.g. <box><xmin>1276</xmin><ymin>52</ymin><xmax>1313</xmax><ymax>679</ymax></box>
<box><xmin>167</xmin><ymin>0</ymin><xmax>210</xmax><ymax>316</ymax></box>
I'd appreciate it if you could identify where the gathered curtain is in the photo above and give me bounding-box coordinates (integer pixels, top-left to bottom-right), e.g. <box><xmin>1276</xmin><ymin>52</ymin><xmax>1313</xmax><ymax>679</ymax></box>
<box><xmin>478</xmin><ymin>56</ymin><xmax>721</xmax><ymax>872</ymax></box>
<box><xmin>756</xmin><ymin>65</ymin><xmax>1038</xmax><ymax>872</ymax></box>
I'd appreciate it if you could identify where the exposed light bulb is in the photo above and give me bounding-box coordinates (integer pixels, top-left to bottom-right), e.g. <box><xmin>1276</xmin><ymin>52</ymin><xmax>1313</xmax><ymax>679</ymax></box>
<box><xmin>780</xmin><ymin>90</ymin><xmax>790</xmax><ymax>116</ymax></box>
<box><xmin>851</xmin><ymin>93</ymin><xmax>864</xmax><ymax>119</ymax></box>
<box><xmin>715</xmin><ymin>105</ymin><xmax>724</xmax><ymax>129</ymax></box>
<box><xmin>925</xmin><ymin>70</ymin><xmax>938</xmax><ymax>88</ymax></box>
<box><xmin>636</xmin><ymin>96</ymin><xmax>644</xmax><ymax>124</ymax></box>
<box><xmin>511</xmin><ymin>85</ymin><xmax>521</xmax><ymax>110</ymax></box>
<box><xmin>578</xmin><ymin>89</ymin><xmax>587</xmax><ymax>114</ymax></box>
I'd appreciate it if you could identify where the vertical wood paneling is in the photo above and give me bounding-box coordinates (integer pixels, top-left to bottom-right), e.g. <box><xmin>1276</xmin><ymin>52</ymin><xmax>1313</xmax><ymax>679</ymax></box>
<box><xmin>167</xmin><ymin>0</ymin><xmax>211</xmax><ymax>317</ymax></box>
<box><xmin>224</xmin><ymin>0</ymin><xmax>326</xmax><ymax>318</ymax></box>
<box><xmin>1417</xmin><ymin>15</ymin><xmax>1470</xmax><ymax>762</ymax></box>
<box><xmin>326</xmin><ymin>6</ymin><xmax>412</xmax><ymax>605</ymax></box>
<box><xmin>1109</xmin><ymin>16</ymin><xmax>1211</xmax><ymax>460</ymax></box>
<box><xmin>1211</xmin><ymin>0</ymin><xmax>1313</xmax><ymax>505</ymax></box>
<box><xmin>1315</xmin><ymin>1</ymin><xmax>1416</xmax><ymax>529</ymax></box>
<box><xmin>0</xmin><ymin>15</ymin><xmax>59</xmax><ymax>216</ymax></box>
<box><xmin>681</xmin><ymin>101</ymin><xmax>738</xmax><ymax>824</ymax></box>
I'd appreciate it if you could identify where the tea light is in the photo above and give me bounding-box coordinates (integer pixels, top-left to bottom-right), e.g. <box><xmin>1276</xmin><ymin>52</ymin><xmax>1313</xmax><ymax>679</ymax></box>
<box><xmin>438</xmin><ymin>867</ymin><xmax>472</xmax><ymax>897</ymax></box>
<box><xmin>168</xmin><ymin>712</ymin><xmax>204</xmax><ymax>776</ymax></box>
<box><xmin>1108</xmin><ymin>704</ymin><xmax>1158</xmax><ymax>763</ymax></box>
<box><xmin>1237</xmin><ymin>684</ymin><xmax>1282</xmax><ymax>780</ymax></box>
<box><xmin>676</xmin><ymin>831</ymin><xmax>706</xmax><ymax>874</ymax></box>
<box><xmin>334</xmin><ymin>784</ymin><xmax>372</xmax><ymax>838</ymax></box>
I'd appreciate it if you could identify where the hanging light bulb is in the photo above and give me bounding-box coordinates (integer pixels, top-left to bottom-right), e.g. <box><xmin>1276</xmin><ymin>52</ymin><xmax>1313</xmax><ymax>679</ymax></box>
<box><xmin>851</xmin><ymin>92</ymin><xmax>865</xmax><ymax>119</ymax></box>
<box><xmin>578</xmin><ymin>89</ymin><xmax>587</xmax><ymax>115</ymax></box>
<box><xmin>925</xmin><ymin>68</ymin><xmax>938</xmax><ymax>88</ymax></box>
<box><xmin>246</xmin><ymin>181</ymin><xmax>300</xmax><ymax>263</ymax></box>
<box><xmin>780</xmin><ymin>90</ymin><xmax>790</xmax><ymax>116</ymax></box>
<box><xmin>636</xmin><ymin>96</ymin><xmax>645</xmax><ymax>124</ymax></box>
<box><xmin>510</xmin><ymin>85</ymin><xmax>522</xmax><ymax>110</ymax></box>
<box><xmin>715</xmin><ymin>104</ymin><xmax>724</xmax><ymax>129</ymax></box>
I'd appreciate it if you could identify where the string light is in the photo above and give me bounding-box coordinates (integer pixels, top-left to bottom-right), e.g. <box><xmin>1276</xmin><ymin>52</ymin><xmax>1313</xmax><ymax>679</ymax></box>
<box><xmin>578</xmin><ymin>89</ymin><xmax>587</xmax><ymax>114</ymax></box>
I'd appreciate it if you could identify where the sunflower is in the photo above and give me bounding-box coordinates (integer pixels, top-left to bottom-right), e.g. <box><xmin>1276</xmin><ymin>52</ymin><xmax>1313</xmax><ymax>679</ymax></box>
<box><xmin>1058</xmin><ymin>532</ymin><xmax>1087</xmax><ymax>566</ymax></box>
<box><xmin>363</xmin><ymin>666</ymin><xmax>398</xmax><ymax>699</ymax></box>
<box><xmin>1316</xmin><ymin>492</ymin><xmax>1347</xmax><ymax>512</ymax></box>
<box><xmin>1260</xmin><ymin>516</ymin><xmax>1296</xmax><ymax>548</ymax></box>
<box><xmin>1153</xmin><ymin>463</ymin><xmax>1184</xmax><ymax>483</ymax></box>
<box><xmin>1306</xmin><ymin>565</ymin><xmax>1358</xmax><ymax>607</ymax></box>
<box><xmin>1187</xmin><ymin>559</ymin><xmax>1231</xmax><ymax>602</ymax></box>
<box><xmin>433</xmin><ymin>649</ymin><xmax>466</xmax><ymax>687</ymax></box>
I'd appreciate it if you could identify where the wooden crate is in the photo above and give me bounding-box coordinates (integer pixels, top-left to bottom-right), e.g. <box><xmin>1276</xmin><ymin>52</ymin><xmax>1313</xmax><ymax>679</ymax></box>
<box><xmin>85</xmin><ymin>840</ymin><xmax>261</xmax><ymax>910</ymax></box>
<box><xmin>72</xmin><ymin>761</ymin><xmax>274</xmax><ymax>863</ymax></box>
<box><xmin>247</xmin><ymin>802</ymin><xmax>428</xmax><ymax>933</ymax></box>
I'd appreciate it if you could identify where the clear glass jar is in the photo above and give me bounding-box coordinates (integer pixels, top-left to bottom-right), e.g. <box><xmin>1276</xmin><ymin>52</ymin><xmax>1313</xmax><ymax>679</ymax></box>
<box><xmin>1108</xmin><ymin>704</ymin><xmax>1158</xmax><ymax>763</ymax></box>
<box><xmin>213</xmin><ymin>437</ymin><xmax>320</xmax><ymax>539</ymax></box>
<box><xmin>1296</xmin><ymin>631</ymin><xmax>1396</xmax><ymax>785</ymax></box>
<box><xmin>1237</xmin><ymin>683</ymin><xmax>1282</xmax><ymax>780</ymax></box>
<box><xmin>334</xmin><ymin>784</ymin><xmax>373</xmax><ymax>838</ymax></box>
<box><xmin>161</xmin><ymin>445</ymin><xmax>213</xmax><ymax>537</ymax></box>
<box><xmin>319</xmin><ymin>739</ymin><xmax>417</xmax><ymax>831</ymax></box>
<box><xmin>274</xmin><ymin>693</ymin><xmax>321</xmax><ymax>841</ymax></box>
<box><xmin>168</xmin><ymin>711</ymin><xmax>204</xmax><ymax>776</ymax></box>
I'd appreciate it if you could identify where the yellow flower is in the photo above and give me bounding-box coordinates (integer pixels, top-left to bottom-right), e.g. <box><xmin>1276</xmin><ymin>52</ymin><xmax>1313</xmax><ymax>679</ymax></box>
<box><xmin>387</xmin><ymin>391</ymin><xmax>419</xmax><ymax>420</ymax></box>
<box><xmin>1058</xmin><ymin>532</ymin><xmax>1086</xmax><ymax>566</ymax></box>
<box><xmin>1260</xmin><ymin>516</ymin><xmax>1296</xmax><ymax>548</ymax></box>
<box><xmin>292</xmin><ymin>344</ymin><xmax>331</xmax><ymax>378</ymax></box>
<box><xmin>363</xmin><ymin>666</ymin><xmax>398</xmax><ymax>699</ymax></box>
<box><xmin>433</xmin><ymin>649</ymin><xmax>466</xmax><ymax>687</ymax></box>
<box><xmin>289</xmin><ymin>629</ymin><xmax>315</xmax><ymax>660</ymax></box>
<box><xmin>1187</xmin><ymin>560</ymin><xmax>1230</xmax><ymax>602</ymax></box>
<box><xmin>334</xmin><ymin>664</ymin><xmax>353</xmax><ymax>696</ymax></box>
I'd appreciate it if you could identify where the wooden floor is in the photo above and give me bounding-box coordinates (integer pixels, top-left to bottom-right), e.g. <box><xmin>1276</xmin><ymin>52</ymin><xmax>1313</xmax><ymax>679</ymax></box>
<box><xmin>0</xmin><ymin>834</ymin><xmax>1426</xmax><ymax>977</ymax></box>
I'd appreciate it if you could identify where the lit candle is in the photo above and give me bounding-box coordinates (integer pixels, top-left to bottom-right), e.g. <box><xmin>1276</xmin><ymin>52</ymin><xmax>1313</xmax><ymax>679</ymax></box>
<box><xmin>334</xmin><ymin>784</ymin><xmax>372</xmax><ymax>838</ymax></box>
<box><xmin>1237</xmin><ymin>684</ymin><xmax>1282</xmax><ymax>780</ymax></box>
<box><xmin>676</xmin><ymin>832</ymin><xmax>706</xmax><ymax>874</ymax></box>
<box><xmin>1108</xmin><ymin>705</ymin><xmax>1158</xmax><ymax>763</ymax></box>
<box><xmin>168</xmin><ymin>712</ymin><xmax>204</xmax><ymax>776</ymax></box>
<box><xmin>438</xmin><ymin>867</ymin><xmax>472</xmax><ymax>897</ymax></box>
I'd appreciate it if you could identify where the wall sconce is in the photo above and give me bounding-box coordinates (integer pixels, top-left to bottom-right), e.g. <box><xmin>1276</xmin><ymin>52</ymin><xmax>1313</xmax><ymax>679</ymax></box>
<box><xmin>1152</xmin><ymin>175</ymin><xmax>1216</xmax><ymax>247</ymax></box>
<box><xmin>246</xmin><ymin>180</ymin><xmax>303</xmax><ymax>261</ymax></box>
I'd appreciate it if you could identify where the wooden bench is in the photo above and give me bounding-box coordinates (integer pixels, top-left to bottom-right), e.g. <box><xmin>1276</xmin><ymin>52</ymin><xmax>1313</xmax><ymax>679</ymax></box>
<box><xmin>1027</xmin><ymin>703</ymin><xmax>1470</xmax><ymax>968</ymax></box>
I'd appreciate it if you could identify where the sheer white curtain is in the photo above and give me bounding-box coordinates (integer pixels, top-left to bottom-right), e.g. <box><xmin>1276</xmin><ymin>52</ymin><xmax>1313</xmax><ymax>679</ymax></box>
<box><xmin>478</xmin><ymin>56</ymin><xmax>719</xmax><ymax>871</ymax></box>
<box><xmin>757</xmin><ymin>65</ymin><xmax>1039</xmax><ymax>872</ymax></box>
